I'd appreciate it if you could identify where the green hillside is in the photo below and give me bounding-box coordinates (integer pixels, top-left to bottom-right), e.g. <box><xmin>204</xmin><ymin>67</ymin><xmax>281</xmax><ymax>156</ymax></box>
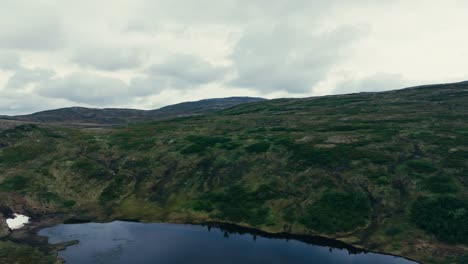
<box><xmin>1</xmin><ymin>82</ymin><xmax>467</xmax><ymax>263</ymax></box>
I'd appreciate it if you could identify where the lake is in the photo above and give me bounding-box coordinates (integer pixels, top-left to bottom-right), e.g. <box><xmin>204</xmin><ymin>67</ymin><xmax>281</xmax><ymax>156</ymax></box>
<box><xmin>39</xmin><ymin>221</ymin><xmax>416</xmax><ymax>264</ymax></box>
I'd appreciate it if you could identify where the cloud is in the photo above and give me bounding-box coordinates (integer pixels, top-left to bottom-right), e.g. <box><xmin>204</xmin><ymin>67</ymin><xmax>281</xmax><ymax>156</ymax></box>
<box><xmin>0</xmin><ymin>1</ymin><xmax>64</xmax><ymax>50</ymax></box>
<box><xmin>129</xmin><ymin>76</ymin><xmax>165</xmax><ymax>96</ymax></box>
<box><xmin>229</xmin><ymin>24</ymin><xmax>369</xmax><ymax>93</ymax></box>
<box><xmin>130</xmin><ymin>0</ymin><xmax>336</xmax><ymax>27</ymax></box>
<box><xmin>145</xmin><ymin>55</ymin><xmax>228</xmax><ymax>89</ymax></box>
<box><xmin>0</xmin><ymin>96</ymin><xmax>51</xmax><ymax>116</ymax></box>
<box><xmin>0</xmin><ymin>52</ymin><xmax>20</xmax><ymax>70</ymax></box>
<box><xmin>71</xmin><ymin>47</ymin><xmax>145</xmax><ymax>71</ymax></box>
<box><xmin>37</xmin><ymin>73</ymin><xmax>128</xmax><ymax>105</ymax></box>
<box><xmin>1</xmin><ymin>0</ymin><xmax>468</xmax><ymax>115</ymax></box>
<box><xmin>333</xmin><ymin>73</ymin><xmax>407</xmax><ymax>95</ymax></box>
<box><xmin>6</xmin><ymin>67</ymin><xmax>55</xmax><ymax>89</ymax></box>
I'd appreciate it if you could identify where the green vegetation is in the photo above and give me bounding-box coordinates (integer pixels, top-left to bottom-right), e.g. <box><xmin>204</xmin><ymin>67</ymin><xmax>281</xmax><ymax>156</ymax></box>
<box><xmin>411</xmin><ymin>196</ymin><xmax>468</xmax><ymax>243</ymax></box>
<box><xmin>444</xmin><ymin>150</ymin><xmax>467</xmax><ymax>168</ymax></box>
<box><xmin>100</xmin><ymin>176</ymin><xmax>133</xmax><ymax>205</ymax></box>
<box><xmin>245</xmin><ymin>141</ymin><xmax>270</xmax><ymax>153</ymax></box>
<box><xmin>423</xmin><ymin>175</ymin><xmax>458</xmax><ymax>194</ymax></box>
<box><xmin>0</xmin><ymin>175</ymin><xmax>29</xmax><ymax>191</ymax></box>
<box><xmin>0</xmin><ymin>83</ymin><xmax>467</xmax><ymax>263</ymax></box>
<box><xmin>406</xmin><ymin>159</ymin><xmax>438</xmax><ymax>174</ymax></box>
<box><xmin>0</xmin><ymin>142</ymin><xmax>54</xmax><ymax>165</ymax></box>
<box><xmin>289</xmin><ymin>144</ymin><xmax>362</xmax><ymax>169</ymax></box>
<box><xmin>181</xmin><ymin>135</ymin><xmax>233</xmax><ymax>154</ymax></box>
<box><xmin>0</xmin><ymin>241</ymin><xmax>54</xmax><ymax>264</ymax></box>
<box><xmin>385</xmin><ymin>226</ymin><xmax>403</xmax><ymax>237</ymax></box>
<box><xmin>301</xmin><ymin>192</ymin><xmax>371</xmax><ymax>233</ymax></box>
<box><xmin>72</xmin><ymin>158</ymin><xmax>111</xmax><ymax>180</ymax></box>
<box><xmin>193</xmin><ymin>185</ymin><xmax>274</xmax><ymax>226</ymax></box>
<box><xmin>37</xmin><ymin>191</ymin><xmax>76</xmax><ymax>208</ymax></box>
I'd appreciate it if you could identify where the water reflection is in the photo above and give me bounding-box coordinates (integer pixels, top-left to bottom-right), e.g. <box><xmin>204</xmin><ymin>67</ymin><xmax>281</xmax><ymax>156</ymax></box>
<box><xmin>39</xmin><ymin>221</ymin><xmax>417</xmax><ymax>264</ymax></box>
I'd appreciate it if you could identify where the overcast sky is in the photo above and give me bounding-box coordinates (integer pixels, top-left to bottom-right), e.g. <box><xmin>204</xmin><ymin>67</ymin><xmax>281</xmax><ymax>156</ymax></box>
<box><xmin>1</xmin><ymin>0</ymin><xmax>468</xmax><ymax>115</ymax></box>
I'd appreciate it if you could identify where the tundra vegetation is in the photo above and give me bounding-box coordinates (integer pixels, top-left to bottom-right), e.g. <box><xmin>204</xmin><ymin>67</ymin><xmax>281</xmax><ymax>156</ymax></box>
<box><xmin>0</xmin><ymin>83</ymin><xmax>467</xmax><ymax>263</ymax></box>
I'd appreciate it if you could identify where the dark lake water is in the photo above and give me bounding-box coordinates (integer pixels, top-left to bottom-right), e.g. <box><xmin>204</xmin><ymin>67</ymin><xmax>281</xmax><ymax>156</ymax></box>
<box><xmin>39</xmin><ymin>221</ymin><xmax>416</xmax><ymax>264</ymax></box>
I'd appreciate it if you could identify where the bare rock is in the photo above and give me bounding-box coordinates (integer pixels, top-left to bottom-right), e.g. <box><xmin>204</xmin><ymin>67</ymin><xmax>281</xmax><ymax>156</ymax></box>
<box><xmin>0</xmin><ymin>213</ymin><xmax>11</xmax><ymax>237</ymax></box>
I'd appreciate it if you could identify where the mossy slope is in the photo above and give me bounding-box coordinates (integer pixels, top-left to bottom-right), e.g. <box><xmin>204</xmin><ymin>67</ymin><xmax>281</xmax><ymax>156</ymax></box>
<box><xmin>0</xmin><ymin>83</ymin><xmax>467</xmax><ymax>263</ymax></box>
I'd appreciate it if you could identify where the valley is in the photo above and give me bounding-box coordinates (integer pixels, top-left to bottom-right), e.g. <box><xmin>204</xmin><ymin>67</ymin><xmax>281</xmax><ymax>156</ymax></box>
<box><xmin>0</xmin><ymin>82</ymin><xmax>467</xmax><ymax>263</ymax></box>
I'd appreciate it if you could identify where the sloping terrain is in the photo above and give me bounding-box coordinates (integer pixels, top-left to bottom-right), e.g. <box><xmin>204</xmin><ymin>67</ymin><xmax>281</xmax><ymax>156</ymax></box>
<box><xmin>0</xmin><ymin>97</ymin><xmax>265</xmax><ymax>126</ymax></box>
<box><xmin>0</xmin><ymin>82</ymin><xmax>467</xmax><ymax>263</ymax></box>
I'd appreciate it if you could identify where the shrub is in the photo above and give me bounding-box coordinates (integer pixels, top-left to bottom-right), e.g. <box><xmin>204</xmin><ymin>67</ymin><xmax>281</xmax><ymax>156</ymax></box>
<box><xmin>423</xmin><ymin>175</ymin><xmax>458</xmax><ymax>194</ymax></box>
<box><xmin>385</xmin><ymin>227</ymin><xmax>402</xmax><ymax>236</ymax></box>
<box><xmin>301</xmin><ymin>191</ymin><xmax>371</xmax><ymax>234</ymax></box>
<box><xmin>288</xmin><ymin>144</ymin><xmax>361</xmax><ymax>169</ymax></box>
<box><xmin>181</xmin><ymin>135</ymin><xmax>232</xmax><ymax>154</ymax></box>
<box><xmin>99</xmin><ymin>176</ymin><xmax>130</xmax><ymax>204</ymax></box>
<box><xmin>109</xmin><ymin>131</ymin><xmax>155</xmax><ymax>150</ymax></box>
<box><xmin>444</xmin><ymin>151</ymin><xmax>467</xmax><ymax>168</ymax></box>
<box><xmin>0</xmin><ymin>176</ymin><xmax>29</xmax><ymax>191</ymax></box>
<box><xmin>181</xmin><ymin>144</ymin><xmax>207</xmax><ymax>154</ymax></box>
<box><xmin>282</xmin><ymin>207</ymin><xmax>298</xmax><ymax>223</ymax></box>
<box><xmin>411</xmin><ymin>196</ymin><xmax>468</xmax><ymax>243</ymax></box>
<box><xmin>406</xmin><ymin>159</ymin><xmax>438</xmax><ymax>174</ymax></box>
<box><xmin>192</xmin><ymin>200</ymin><xmax>214</xmax><ymax>212</ymax></box>
<box><xmin>193</xmin><ymin>185</ymin><xmax>273</xmax><ymax>226</ymax></box>
<box><xmin>37</xmin><ymin>191</ymin><xmax>76</xmax><ymax>208</ymax></box>
<box><xmin>218</xmin><ymin>141</ymin><xmax>241</xmax><ymax>150</ymax></box>
<box><xmin>186</xmin><ymin>135</ymin><xmax>231</xmax><ymax>147</ymax></box>
<box><xmin>0</xmin><ymin>241</ymin><xmax>55</xmax><ymax>264</ymax></box>
<box><xmin>62</xmin><ymin>200</ymin><xmax>77</xmax><ymax>208</ymax></box>
<box><xmin>245</xmin><ymin>142</ymin><xmax>271</xmax><ymax>153</ymax></box>
<box><xmin>0</xmin><ymin>142</ymin><xmax>54</xmax><ymax>165</ymax></box>
<box><xmin>72</xmin><ymin>158</ymin><xmax>111</xmax><ymax>180</ymax></box>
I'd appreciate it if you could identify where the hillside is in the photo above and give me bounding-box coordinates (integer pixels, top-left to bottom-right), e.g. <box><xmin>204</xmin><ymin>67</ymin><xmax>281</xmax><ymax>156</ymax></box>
<box><xmin>0</xmin><ymin>97</ymin><xmax>265</xmax><ymax>126</ymax></box>
<box><xmin>0</xmin><ymin>82</ymin><xmax>467</xmax><ymax>263</ymax></box>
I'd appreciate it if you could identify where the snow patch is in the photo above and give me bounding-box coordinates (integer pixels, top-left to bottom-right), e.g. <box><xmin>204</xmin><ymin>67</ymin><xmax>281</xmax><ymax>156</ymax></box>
<box><xmin>6</xmin><ymin>214</ymin><xmax>29</xmax><ymax>230</ymax></box>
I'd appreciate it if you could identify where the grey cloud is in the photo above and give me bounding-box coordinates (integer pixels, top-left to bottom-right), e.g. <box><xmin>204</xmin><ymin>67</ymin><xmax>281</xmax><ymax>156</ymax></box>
<box><xmin>71</xmin><ymin>48</ymin><xmax>145</xmax><ymax>71</ymax></box>
<box><xmin>0</xmin><ymin>1</ymin><xmax>64</xmax><ymax>50</ymax></box>
<box><xmin>0</xmin><ymin>96</ymin><xmax>48</xmax><ymax>116</ymax></box>
<box><xmin>37</xmin><ymin>73</ymin><xmax>130</xmax><ymax>105</ymax></box>
<box><xmin>129</xmin><ymin>0</ymin><xmax>391</xmax><ymax>32</ymax></box>
<box><xmin>146</xmin><ymin>55</ymin><xmax>228</xmax><ymax>89</ymax></box>
<box><xmin>0</xmin><ymin>52</ymin><xmax>20</xmax><ymax>70</ymax></box>
<box><xmin>129</xmin><ymin>0</ymin><xmax>336</xmax><ymax>28</ymax></box>
<box><xmin>6</xmin><ymin>67</ymin><xmax>55</xmax><ymax>89</ymax></box>
<box><xmin>36</xmin><ymin>73</ymin><xmax>161</xmax><ymax>105</ymax></box>
<box><xmin>0</xmin><ymin>0</ymin><xmax>443</xmax><ymax>115</ymax></box>
<box><xmin>0</xmin><ymin>22</ymin><xmax>63</xmax><ymax>51</ymax></box>
<box><xmin>229</xmin><ymin>24</ymin><xmax>369</xmax><ymax>93</ymax></box>
<box><xmin>129</xmin><ymin>76</ymin><xmax>165</xmax><ymax>96</ymax></box>
<box><xmin>333</xmin><ymin>73</ymin><xmax>407</xmax><ymax>95</ymax></box>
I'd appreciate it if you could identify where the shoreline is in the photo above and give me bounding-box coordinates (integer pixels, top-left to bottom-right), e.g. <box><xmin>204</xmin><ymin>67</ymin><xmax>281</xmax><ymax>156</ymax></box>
<box><xmin>34</xmin><ymin>216</ymin><xmax>421</xmax><ymax>264</ymax></box>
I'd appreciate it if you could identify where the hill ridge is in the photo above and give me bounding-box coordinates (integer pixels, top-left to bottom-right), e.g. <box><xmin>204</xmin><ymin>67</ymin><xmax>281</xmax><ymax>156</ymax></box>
<box><xmin>0</xmin><ymin>96</ymin><xmax>266</xmax><ymax>126</ymax></box>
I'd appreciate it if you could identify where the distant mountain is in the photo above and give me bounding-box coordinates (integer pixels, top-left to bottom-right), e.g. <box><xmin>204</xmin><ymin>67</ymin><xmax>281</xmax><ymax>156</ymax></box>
<box><xmin>0</xmin><ymin>82</ymin><xmax>467</xmax><ymax>263</ymax></box>
<box><xmin>151</xmin><ymin>97</ymin><xmax>266</xmax><ymax>116</ymax></box>
<box><xmin>0</xmin><ymin>97</ymin><xmax>265</xmax><ymax>126</ymax></box>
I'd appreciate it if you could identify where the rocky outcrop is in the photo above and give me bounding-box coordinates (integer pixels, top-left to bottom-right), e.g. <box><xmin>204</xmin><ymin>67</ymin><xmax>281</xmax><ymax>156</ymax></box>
<box><xmin>0</xmin><ymin>213</ymin><xmax>11</xmax><ymax>237</ymax></box>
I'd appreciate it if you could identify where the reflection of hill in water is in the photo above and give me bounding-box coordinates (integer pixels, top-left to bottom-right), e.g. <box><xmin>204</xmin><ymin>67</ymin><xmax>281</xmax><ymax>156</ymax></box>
<box><xmin>40</xmin><ymin>221</ymin><xmax>417</xmax><ymax>264</ymax></box>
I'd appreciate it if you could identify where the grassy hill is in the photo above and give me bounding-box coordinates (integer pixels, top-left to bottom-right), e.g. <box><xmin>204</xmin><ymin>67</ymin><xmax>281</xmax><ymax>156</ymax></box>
<box><xmin>0</xmin><ymin>97</ymin><xmax>265</xmax><ymax>126</ymax></box>
<box><xmin>0</xmin><ymin>82</ymin><xmax>467</xmax><ymax>263</ymax></box>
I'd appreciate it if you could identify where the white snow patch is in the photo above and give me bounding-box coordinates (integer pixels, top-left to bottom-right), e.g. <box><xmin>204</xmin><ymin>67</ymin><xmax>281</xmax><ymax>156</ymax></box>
<box><xmin>6</xmin><ymin>214</ymin><xmax>29</xmax><ymax>230</ymax></box>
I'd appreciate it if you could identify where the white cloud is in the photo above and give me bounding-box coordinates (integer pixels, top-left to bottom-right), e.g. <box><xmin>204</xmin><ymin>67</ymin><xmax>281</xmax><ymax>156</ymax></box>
<box><xmin>36</xmin><ymin>72</ymin><xmax>161</xmax><ymax>105</ymax></box>
<box><xmin>6</xmin><ymin>67</ymin><xmax>55</xmax><ymax>90</ymax></box>
<box><xmin>334</xmin><ymin>73</ymin><xmax>406</xmax><ymax>95</ymax></box>
<box><xmin>229</xmin><ymin>24</ymin><xmax>369</xmax><ymax>93</ymax></box>
<box><xmin>71</xmin><ymin>47</ymin><xmax>145</xmax><ymax>71</ymax></box>
<box><xmin>0</xmin><ymin>0</ymin><xmax>468</xmax><ymax>114</ymax></box>
<box><xmin>0</xmin><ymin>0</ymin><xmax>64</xmax><ymax>51</ymax></box>
<box><xmin>146</xmin><ymin>54</ymin><xmax>228</xmax><ymax>88</ymax></box>
<box><xmin>0</xmin><ymin>52</ymin><xmax>20</xmax><ymax>70</ymax></box>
